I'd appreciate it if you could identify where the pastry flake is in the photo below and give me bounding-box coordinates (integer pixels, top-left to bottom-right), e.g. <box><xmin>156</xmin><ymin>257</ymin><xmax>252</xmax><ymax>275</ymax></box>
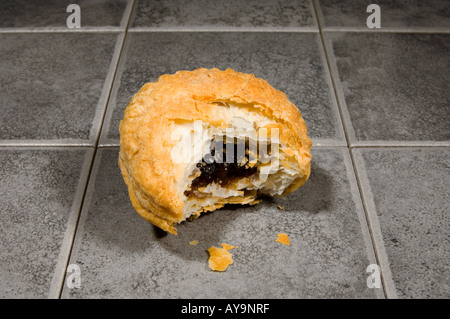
<box><xmin>207</xmin><ymin>246</ymin><xmax>233</xmax><ymax>272</ymax></box>
<box><xmin>276</xmin><ymin>233</ymin><xmax>290</xmax><ymax>246</ymax></box>
<box><xmin>220</xmin><ymin>243</ymin><xmax>235</xmax><ymax>251</ymax></box>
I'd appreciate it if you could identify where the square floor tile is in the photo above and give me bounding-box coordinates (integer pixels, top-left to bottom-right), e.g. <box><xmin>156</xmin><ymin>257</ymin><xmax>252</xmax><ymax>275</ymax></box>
<box><xmin>326</xmin><ymin>32</ymin><xmax>450</xmax><ymax>144</ymax></box>
<box><xmin>131</xmin><ymin>0</ymin><xmax>316</xmax><ymax>30</ymax></box>
<box><xmin>0</xmin><ymin>148</ymin><xmax>91</xmax><ymax>298</ymax></box>
<box><xmin>0</xmin><ymin>32</ymin><xmax>120</xmax><ymax>144</ymax></box>
<box><xmin>101</xmin><ymin>32</ymin><xmax>344</xmax><ymax>146</ymax></box>
<box><xmin>317</xmin><ymin>0</ymin><xmax>450</xmax><ymax>29</ymax></box>
<box><xmin>353</xmin><ymin>148</ymin><xmax>450</xmax><ymax>298</ymax></box>
<box><xmin>0</xmin><ymin>0</ymin><xmax>130</xmax><ymax>29</ymax></box>
<box><xmin>61</xmin><ymin>147</ymin><xmax>379</xmax><ymax>298</ymax></box>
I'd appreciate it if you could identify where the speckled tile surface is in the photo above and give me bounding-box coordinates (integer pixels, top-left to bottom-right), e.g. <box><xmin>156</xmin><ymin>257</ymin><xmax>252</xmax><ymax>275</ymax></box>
<box><xmin>61</xmin><ymin>147</ymin><xmax>378</xmax><ymax>298</ymax></box>
<box><xmin>318</xmin><ymin>0</ymin><xmax>450</xmax><ymax>29</ymax></box>
<box><xmin>131</xmin><ymin>0</ymin><xmax>316</xmax><ymax>30</ymax></box>
<box><xmin>0</xmin><ymin>148</ymin><xmax>91</xmax><ymax>298</ymax></box>
<box><xmin>0</xmin><ymin>0</ymin><xmax>449</xmax><ymax>300</ymax></box>
<box><xmin>100</xmin><ymin>32</ymin><xmax>344</xmax><ymax>146</ymax></box>
<box><xmin>325</xmin><ymin>32</ymin><xmax>450</xmax><ymax>144</ymax></box>
<box><xmin>0</xmin><ymin>32</ymin><xmax>120</xmax><ymax>144</ymax></box>
<box><xmin>353</xmin><ymin>148</ymin><xmax>450</xmax><ymax>298</ymax></box>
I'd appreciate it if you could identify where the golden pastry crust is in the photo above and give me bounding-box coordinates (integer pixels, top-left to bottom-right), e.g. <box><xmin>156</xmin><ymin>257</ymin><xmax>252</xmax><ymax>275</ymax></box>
<box><xmin>119</xmin><ymin>68</ymin><xmax>312</xmax><ymax>234</ymax></box>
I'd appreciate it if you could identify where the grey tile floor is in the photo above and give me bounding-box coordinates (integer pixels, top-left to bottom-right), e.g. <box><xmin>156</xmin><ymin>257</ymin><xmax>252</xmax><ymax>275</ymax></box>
<box><xmin>0</xmin><ymin>0</ymin><xmax>448</xmax><ymax>299</ymax></box>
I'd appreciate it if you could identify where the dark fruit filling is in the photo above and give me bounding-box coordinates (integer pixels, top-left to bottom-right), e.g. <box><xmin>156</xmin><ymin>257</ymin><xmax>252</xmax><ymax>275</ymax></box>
<box><xmin>187</xmin><ymin>138</ymin><xmax>259</xmax><ymax>194</ymax></box>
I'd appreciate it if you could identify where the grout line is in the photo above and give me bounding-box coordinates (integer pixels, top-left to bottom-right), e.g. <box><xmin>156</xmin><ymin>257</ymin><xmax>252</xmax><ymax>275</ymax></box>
<box><xmin>126</xmin><ymin>0</ymin><xmax>139</xmax><ymax>29</ymax></box>
<box><xmin>0</xmin><ymin>28</ymin><xmax>124</xmax><ymax>33</ymax></box>
<box><xmin>312</xmin><ymin>138</ymin><xmax>347</xmax><ymax>147</ymax></box>
<box><xmin>89</xmin><ymin>32</ymin><xmax>126</xmax><ymax>145</ymax></box>
<box><xmin>98</xmin><ymin>140</ymin><xmax>120</xmax><ymax>148</ymax></box>
<box><xmin>341</xmin><ymin>148</ymin><xmax>385</xmax><ymax>299</ymax></box>
<box><xmin>55</xmin><ymin>149</ymin><xmax>100</xmax><ymax>299</ymax></box>
<box><xmin>128</xmin><ymin>27</ymin><xmax>319</xmax><ymax>33</ymax></box>
<box><xmin>314</xmin><ymin>33</ymin><xmax>348</xmax><ymax>146</ymax></box>
<box><xmin>98</xmin><ymin>144</ymin><xmax>120</xmax><ymax>148</ymax></box>
<box><xmin>2</xmin><ymin>27</ymin><xmax>446</xmax><ymax>35</ymax></box>
<box><xmin>308</xmin><ymin>0</ymin><xmax>320</xmax><ymax>31</ymax></box>
<box><xmin>90</xmin><ymin>0</ymin><xmax>135</xmax><ymax>148</ymax></box>
<box><xmin>0</xmin><ymin>145</ymin><xmax>95</xmax><ymax>151</ymax></box>
<box><xmin>313</xmin><ymin>0</ymin><xmax>393</xmax><ymax>299</ymax></box>
<box><xmin>351</xmin><ymin>141</ymin><xmax>450</xmax><ymax>148</ymax></box>
<box><xmin>0</xmin><ymin>140</ymin><xmax>94</xmax><ymax>147</ymax></box>
<box><xmin>312</xmin><ymin>0</ymin><xmax>354</xmax><ymax>168</ymax></box>
<box><xmin>54</xmin><ymin>0</ymin><xmax>137</xmax><ymax>299</ymax></box>
<box><xmin>120</xmin><ymin>0</ymin><xmax>135</xmax><ymax>30</ymax></box>
<box><xmin>312</xmin><ymin>0</ymin><xmax>326</xmax><ymax>30</ymax></box>
<box><xmin>97</xmin><ymin>33</ymin><xmax>132</xmax><ymax>146</ymax></box>
<box><xmin>97</xmin><ymin>0</ymin><xmax>136</xmax><ymax>148</ymax></box>
<box><xmin>47</xmin><ymin>147</ymin><xmax>95</xmax><ymax>299</ymax></box>
<box><xmin>352</xmin><ymin>150</ymin><xmax>399</xmax><ymax>298</ymax></box>
<box><xmin>322</xmin><ymin>27</ymin><xmax>450</xmax><ymax>34</ymax></box>
<box><xmin>319</xmin><ymin>34</ymin><xmax>358</xmax><ymax>145</ymax></box>
<box><xmin>59</xmin><ymin>148</ymin><xmax>104</xmax><ymax>299</ymax></box>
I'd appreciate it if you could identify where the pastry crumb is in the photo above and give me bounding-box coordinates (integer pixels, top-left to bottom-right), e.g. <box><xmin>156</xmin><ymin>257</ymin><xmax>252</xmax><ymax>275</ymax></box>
<box><xmin>276</xmin><ymin>233</ymin><xmax>290</xmax><ymax>246</ymax></box>
<box><xmin>189</xmin><ymin>240</ymin><xmax>199</xmax><ymax>245</ymax></box>
<box><xmin>207</xmin><ymin>244</ymin><xmax>235</xmax><ymax>271</ymax></box>
<box><xmin>221</xmin><ymin>243</ymin><xmax>235</xmax><ymax>251</ymax></box>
